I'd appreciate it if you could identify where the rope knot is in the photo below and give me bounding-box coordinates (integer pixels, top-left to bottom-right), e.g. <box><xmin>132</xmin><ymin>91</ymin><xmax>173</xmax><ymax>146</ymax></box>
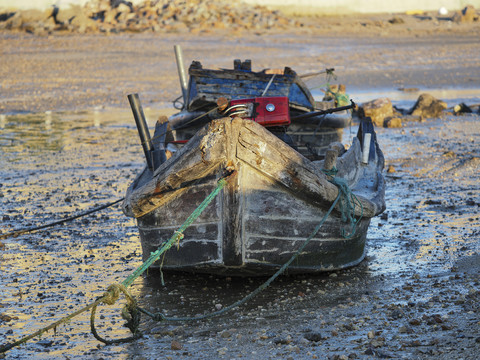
<box><xmin>322</xmin><ymin>166</ymin><xmax>338</xmax><ymax>177</ymax></box>
<box><xmin>103</xmin><ymin>284</ymin><xmax>130</xmax><ymax>305</ymax></box>
<box><xmin>174</xmin><ymin>231</ymin><xmax>184</xmax><ymax>249</ymax></box>
<box><xmin>329</xmin><ymin>177</ymin><xmax>363</xmax><ymax>239</ymax></box>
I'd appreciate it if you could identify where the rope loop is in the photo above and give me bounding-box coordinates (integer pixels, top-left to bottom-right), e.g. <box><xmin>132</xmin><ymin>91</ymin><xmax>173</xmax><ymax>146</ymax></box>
<box><xmin>330</xmin><ymin>177</ymin><xmax>363</xmax><ymax>239</ymax></box>
<box><xmin>1</xmin><ymin>167</ymin><xmax>365</xmax><ymax>352</ymax></box>
<box><xmin>322</xmin><ymin>166</ymin><xmax>338</xmax><ymax>177</ymax></box>
<box><xmin>102</xmin><ymin>283</ymin><xmax>136</xmax><ymax>306</ymax></box>
<box><xmin>90</xmin><ymin>283</ymin><xmax>141</xmax><ymax>345</ymax></box>
<box><xmin>102</xmin><ymin>284</ymin><xmax>121</xmax><ymax>305</ymax></box>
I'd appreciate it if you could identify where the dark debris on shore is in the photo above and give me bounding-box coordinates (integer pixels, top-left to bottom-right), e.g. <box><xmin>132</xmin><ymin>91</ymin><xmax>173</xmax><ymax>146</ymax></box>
<box><xmin>0</xmin><ymin>1</ymin><xmax>479</xmax><ymax>36</ymax></box>
<box><xmin>357</xmin><ymin>93</ymin><xmax>480</xmax><ymax>129</ymax></box>
<box><xmin>0</xmin><ymin>0</ymin><xmax>301</xmax><ymax>35</ymax></box>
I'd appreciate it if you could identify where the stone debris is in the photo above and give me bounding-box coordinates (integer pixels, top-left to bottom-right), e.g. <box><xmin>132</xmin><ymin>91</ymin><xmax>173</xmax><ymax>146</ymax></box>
<box><xmin>170</xmin><ymin>339</ymin><xmax>182</xmax><ymax>350</ymax></box>
<box><xmin>452</xmin><ymin>5</ymin><xmax>479</xmax><ymax>23</ymax></box>
<box><xmin>358</xmin><ymin>98</ymin><xmax>394</xmax><ymax>127</ymax></box>
<box><xmin>357</xmin><ymin>93</ymin><xmax>456</xmax><ymax>128</ymax></box>
<box><xmin>453</xmin><ymin>102</ymin><xmax>473</xmax><ymax>115</ymax></box>
<box><xmin>0</xmin><ymin>0</ymin><xmax>301</xmax><ymax>34</ymax></box>
<box><xmin>383</xmin><ymin>117</ymin><xmax>402</xmax><ymax>128</ymax></box>
<box><xmin>409</xmin><ymin>93</ymin><xmax>447</xmax><ymax>119</ymax></box>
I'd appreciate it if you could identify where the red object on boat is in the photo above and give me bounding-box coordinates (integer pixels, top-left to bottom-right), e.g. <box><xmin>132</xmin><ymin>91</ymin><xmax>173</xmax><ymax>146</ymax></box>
<box><xmin>229</xmin><ymin>96</ymin><xmax>291</xmax><ymax>127</ymax></box>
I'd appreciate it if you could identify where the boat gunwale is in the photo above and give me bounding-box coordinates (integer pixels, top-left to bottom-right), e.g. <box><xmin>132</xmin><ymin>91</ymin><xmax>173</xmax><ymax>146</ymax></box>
<box><xmin>123</xmin><ymin>117</ymin><xmax>384</xmax><ymax>220</ymax></box>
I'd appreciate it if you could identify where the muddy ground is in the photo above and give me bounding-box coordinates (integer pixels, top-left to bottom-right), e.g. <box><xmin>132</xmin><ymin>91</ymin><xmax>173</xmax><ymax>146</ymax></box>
<box><xmin>1</xmin><ymin>13</ymin><xmax>480</xmax><ymax>360</ymax></box>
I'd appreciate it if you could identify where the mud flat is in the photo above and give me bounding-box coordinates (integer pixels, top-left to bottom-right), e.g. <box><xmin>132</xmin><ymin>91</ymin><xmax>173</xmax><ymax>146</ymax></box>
<box><xmin>1</xmin><ymin>14</ymin><xmax>479</xmax><ymax>360</ymax></box>
<box><xmin>1</xmin><ymin>11</ymin><xmax>480</xmax><ymax>114</ymax></box>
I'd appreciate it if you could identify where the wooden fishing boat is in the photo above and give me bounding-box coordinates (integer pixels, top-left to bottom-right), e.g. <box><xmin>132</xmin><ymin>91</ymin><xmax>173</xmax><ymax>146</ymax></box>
<box><xmin>122</xmin><ymin>97</ymin><xmax>385</xmax><ymax>275</ymax></box>
<box><xmin>168</xmin><ymin>57</ymin><xmax>352</xmax><ymax>160</ymax></box>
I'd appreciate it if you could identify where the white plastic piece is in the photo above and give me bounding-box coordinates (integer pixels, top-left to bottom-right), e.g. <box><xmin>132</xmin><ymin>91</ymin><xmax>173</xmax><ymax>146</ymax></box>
<box><xmin>362</xmin><ymin>133</ymin><xmax>371</xmax><ymax>164</ymax></box>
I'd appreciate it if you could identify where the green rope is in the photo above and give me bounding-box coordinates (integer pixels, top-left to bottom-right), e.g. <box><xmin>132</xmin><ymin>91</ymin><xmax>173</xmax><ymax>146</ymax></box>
<box><xmin>122</xmin><ymin>176</ymin><xmax>229</xmax><ymax>289</ymax></box>
<box><xmin>322</xmin><ymin>166</ymin><xmax>338</xmax><ymax>178</ymax></box>
<box><xmin>330</xmin><ymin>177</ymin><xmax>363</xmax><ymax>239</ymax></box>
<box><xmin>136</xmin><ymin>191</ymin><xmax>344</xmax><ymax>323</ymax></box>
<box><xmin>0</xmin><ymin>175</ymin><xmax>230</xmax><ymax>353</ymax></box>
<box><xmin>0</xmin><ymin>169</ymin><xmax>362</xmax><ymax>353</ymax></box>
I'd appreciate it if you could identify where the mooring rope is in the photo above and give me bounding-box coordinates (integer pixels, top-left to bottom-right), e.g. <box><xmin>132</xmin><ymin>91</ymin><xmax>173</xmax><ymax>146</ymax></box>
<box><xmin>331</xmin><ymin>177</ymin><xmax>363</xmax><ymax>239</ymax></box>
<box><xmin>135</xmin><ymin>190</ymin><xmax>343</xmax><ymax>324</ymax></box>
<box><xmin>0</xmin><ymin>169</ymin><xmax>362</xmax><ymax>353</ymax></box>
<box><xmin>0</xmin><ymin>198</ymin><xmax>124</xmax><ymax>241</ymax></box>
<box><xmin>0</xmin><ymin>173</ymin><xmax>231</xmax><ymax>352</ymax></box>
<box><xmin>133</xmin><ymin>173</ymin><xmax>362</xmax><ymax>323</ymax></box>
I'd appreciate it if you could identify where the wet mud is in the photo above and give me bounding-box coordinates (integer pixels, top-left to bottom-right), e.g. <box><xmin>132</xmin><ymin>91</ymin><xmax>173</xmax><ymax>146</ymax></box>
<box><xmin>1</xmin><ymin>29</ymin><xmax>480</xmax><ymax>359</ymax></box>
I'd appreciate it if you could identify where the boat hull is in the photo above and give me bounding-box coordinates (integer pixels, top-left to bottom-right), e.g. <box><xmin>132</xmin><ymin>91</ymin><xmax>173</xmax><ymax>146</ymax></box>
<box><xmin>124</xmin><ymin>117</ymin><xmax>385</xmax><ymax>276</ymax></box>
<box><xmin>137</xmin><ymin>164</ymin><xmax>371</xmax><ymax>276</ymax></box>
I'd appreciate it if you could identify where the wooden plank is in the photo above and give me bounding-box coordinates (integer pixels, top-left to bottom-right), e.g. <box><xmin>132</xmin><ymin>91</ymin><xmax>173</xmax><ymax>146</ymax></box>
<box><xmin>189</xmin><ymin>68</ymin><xmax>295</xmax><ymax>83</ymax></box>
<box><xmin>235</xmin><ymin>121</ymin><xmax>377</xmax><ymax>217</ymax></box>
<box><xmin>244</xmin><ymin>233</ymin><xmax>367</xmax><ymax>269</ymax></box>
<box><xmin>140</xmin><ymin>229</ymin><xmax>221</xmax><ymax>266</ymax></box>
<box><xmin>138</xmin><ymin>181</ymin><xmax>221</xmax><ymax>226</ymax></box>
<box><xmin>221</xmin><ymin>119</ymin><xmax>243</xmax><ymax>266</ymax></box>
<box><xmin>125</xmin><ymin>121</ymin><xmax>228</xmax><ymax>218</ymax></box>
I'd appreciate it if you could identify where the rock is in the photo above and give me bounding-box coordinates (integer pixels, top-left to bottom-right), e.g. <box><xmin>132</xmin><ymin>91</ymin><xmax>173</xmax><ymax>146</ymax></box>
<box><xmin>453</xmin><ymin>103</ymin><xmax>473</xmax><ymax>115</ymax></box>
<box><xmin>104</xmin><ymin>9</ymin><xmax>118</xmax><ymax>24</ymax></box>
<box><xmin>54</xmin><ymin>5</ymin><xmax>80</xmax><ymax>25</ymax></box>
<box><xmin>70</xmin><ymin>12</ymin><xmax>98</xmax><ymax>33</ymax></box>
<box><xmin>217</xmin><ymin>347</ymin><xmax>228</xmax><ymax>355</ymax></box>
<box><xmin>370</xmin><ymin>338</ymin><xmax>384</xmax><ymax>348</ymax></box>
<box><xmin>36</xmin><ymin>339</ymin><xmax>54</xmax><ymax>347</ymax></box>
<box><xmin>398</xmin><ymin>326</ymin><xmax>409</xmax><ymax>333</ymax></box>
<box><xmin>0</xmin><ymin>313</ymin><xmax>18</xmax><ymax>322</ymax></box>
<box><xmin>220</xmin><ymin>330</ymin><xmax>231</xmax><ymax>338</ymax></box>
<box><xmin>359</xmin><ymin>98</ymin><xmax>394</xmax><ymax>127</ymax></box>
<box><xmin>1</xmin><ymin>0</ymin><xmax>300</xmax><ymax>34</ymax></box>
<box><xmin>365</xmin><ymin>347</ymin><xmax>393</xmax><ymax>358</ymax></box>
<box><xmin>304</xmin><ymin>331</ymin><xmax>324</xmax><ymax>342</ymax></box>
<box><xmin>409</xmin><ymin>93</ymin><xmax>447</xmax><ymax>119</ymax></box>
<box><xmin>452</xmin><ymin>5</ymin><xmax>478</xmax><ymax>23</ymax></box>
<box><xmin>383</xmin><ymin>117</ymin><xmax>402</xmax><ymax>128</ymax></box>
<box><xmin>21</xmin><ymin>21</ymin><xmax>47</xmax><ymax>35</ymax></box>
<box><xmin>0</xmin><ymin>12</ymin><xmax>16</xmax><ymax>23</ymax></box>
<box><xmin>19</xmin><ymin>9</ymin><xmax>51</xmax><ymax>23</ymax></box>
<box><xmin>409</xmin><ymin>318</ymin><xmax>421</xmax><ymax>326</ymax></box>
<box><xmin>332</xmin><ymin>355</ymin><xmax>348</xmax><ymax>360</ymax></box>
<box><xmin>2</xmin><ymin>12</ymin><xmax>22</xmax><ymax>30</ymax></box>
<box><xmin>388</xmin><ymin>17</ymin><xmax>405</xmax><ymax>24</ymax></box>
<box><xmin>170</xmin><ymin>340</ymin><xmax>182</xmax><ymax>350</ymax></box>
<box><xmin>274</xmin><ymin>336</ymin><xmax>291</xmax><ymax>345</ymax></box>
<box><xmin>400</xmin><ymin>114</ymin><xmax>423</xmax><ymax>122</ymax></box>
